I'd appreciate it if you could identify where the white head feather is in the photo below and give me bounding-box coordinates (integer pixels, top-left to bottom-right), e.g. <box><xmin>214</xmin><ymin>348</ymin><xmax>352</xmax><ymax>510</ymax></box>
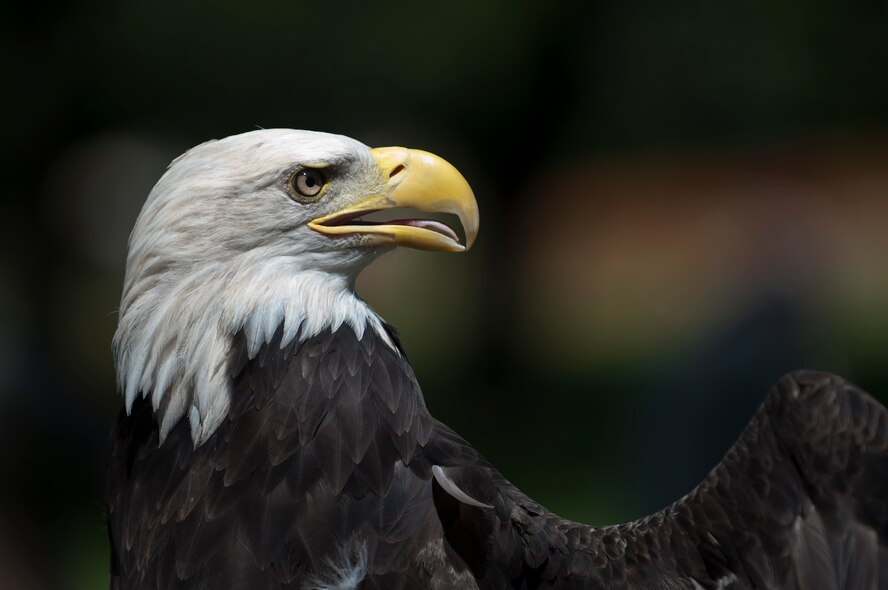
<box><xmin>113</xmin><ymin>129</ymin><xmax>394</xmax><ymax>445</ymax></box>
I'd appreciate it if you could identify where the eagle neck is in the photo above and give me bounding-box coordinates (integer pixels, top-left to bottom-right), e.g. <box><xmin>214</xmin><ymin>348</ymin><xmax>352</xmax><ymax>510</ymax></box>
<box><xmin>114</xmin><ymin>251</ymin><xmax>395</xmax><ymax>446</ymax></box>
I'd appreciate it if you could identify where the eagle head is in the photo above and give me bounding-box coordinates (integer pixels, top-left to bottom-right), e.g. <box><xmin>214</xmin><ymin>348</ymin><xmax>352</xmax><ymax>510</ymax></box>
<box><xmin>113</xmin><ymin>129</ymin><xmax>478</xmax><ymax>444</ymax></box>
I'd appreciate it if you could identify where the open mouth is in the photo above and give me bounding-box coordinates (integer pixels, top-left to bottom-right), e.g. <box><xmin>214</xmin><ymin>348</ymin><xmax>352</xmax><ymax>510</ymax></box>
<box><xmin>313</xmin><ymin>208</ymin><xmax>462</xmax><ymax>244</ymax></box>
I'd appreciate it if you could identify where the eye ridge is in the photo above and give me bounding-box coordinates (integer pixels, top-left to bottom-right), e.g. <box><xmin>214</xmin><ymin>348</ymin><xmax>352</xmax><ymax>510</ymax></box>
<box><xmin>288</xmin><ymin>168</ymin><xmax>327</xmax><ymax>201</ymax></box>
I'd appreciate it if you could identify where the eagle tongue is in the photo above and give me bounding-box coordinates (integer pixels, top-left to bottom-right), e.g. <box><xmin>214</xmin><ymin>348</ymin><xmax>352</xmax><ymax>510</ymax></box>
<box><xmin>386</xmin><ymin>219</ymin><xmax>459</xmax><ymax>242</ymax></box>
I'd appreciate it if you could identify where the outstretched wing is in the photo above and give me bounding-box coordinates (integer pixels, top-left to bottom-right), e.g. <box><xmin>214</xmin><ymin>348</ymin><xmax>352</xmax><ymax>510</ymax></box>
<box><xmin>429</xmin><ymin>371</ymin><xmax>888</xmax><ymax>589</ymax></box>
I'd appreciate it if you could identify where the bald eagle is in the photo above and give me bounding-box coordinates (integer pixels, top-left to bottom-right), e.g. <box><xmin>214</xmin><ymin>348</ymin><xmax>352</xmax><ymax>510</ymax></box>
<box><xmin>108</xmin><ymin>129</ymin><xmax>888</xmax><ymax>589</ymax></box>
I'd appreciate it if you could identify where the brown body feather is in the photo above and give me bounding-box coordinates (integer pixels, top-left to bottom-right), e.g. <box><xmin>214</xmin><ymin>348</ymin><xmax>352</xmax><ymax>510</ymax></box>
<box><xmin>107</xmin><ymin>326</ymin><xmax>888</xmax><ymax>589</ymax></box>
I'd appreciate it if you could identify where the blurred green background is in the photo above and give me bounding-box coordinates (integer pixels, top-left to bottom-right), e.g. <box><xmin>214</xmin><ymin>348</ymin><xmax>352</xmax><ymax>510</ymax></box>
<box><xmin>3</xmin><ymin>1</ymin><xmax>888</xmax><ymax>587</ymax></box>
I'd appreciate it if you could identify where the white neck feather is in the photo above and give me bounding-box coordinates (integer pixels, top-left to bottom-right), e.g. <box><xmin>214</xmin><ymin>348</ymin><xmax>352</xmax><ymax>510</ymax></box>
<box><xmin>113</xmin><ymin>249</ymin><xmax>393</xmax><ymax>446</ymax></box>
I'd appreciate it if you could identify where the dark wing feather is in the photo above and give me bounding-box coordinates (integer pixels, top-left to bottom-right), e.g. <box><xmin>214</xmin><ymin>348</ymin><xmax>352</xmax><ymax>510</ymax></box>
<box><xmin>108</xmin><ymin>319</ymin><xmax>888</xmax><ymax>589</ymax></box>
<box><xmin>430</xmin><ymin>371</ymin><xmax>888</xmax><ymax>589</ymax></box>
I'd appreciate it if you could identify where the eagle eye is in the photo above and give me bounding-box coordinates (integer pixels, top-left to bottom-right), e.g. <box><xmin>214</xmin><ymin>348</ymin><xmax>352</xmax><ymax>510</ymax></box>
<box><xmin>288</xmin><ymin>168</ymin><xmax>327</xmax><ymax>201</ymax></box>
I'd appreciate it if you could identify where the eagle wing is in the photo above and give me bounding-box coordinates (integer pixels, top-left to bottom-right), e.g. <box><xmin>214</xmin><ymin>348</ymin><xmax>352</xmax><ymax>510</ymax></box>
<box><xmin>429</xmin><ymin>371</ymin><xmax>888</xmax><ymax>589</ymax></box>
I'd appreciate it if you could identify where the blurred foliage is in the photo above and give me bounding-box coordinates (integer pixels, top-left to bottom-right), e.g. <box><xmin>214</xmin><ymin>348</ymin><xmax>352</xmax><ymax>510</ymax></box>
<box><xmin>3</xmin><ymin>0</ymin><xmax>888</xmax><ymax>587</ymax></box>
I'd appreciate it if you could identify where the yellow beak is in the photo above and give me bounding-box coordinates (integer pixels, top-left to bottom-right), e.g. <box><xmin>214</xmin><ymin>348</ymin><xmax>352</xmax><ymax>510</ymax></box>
<box><xmin>308</xmin><ymin>147</ymin><xmax>479</xmax><ymax>252</ymax></box>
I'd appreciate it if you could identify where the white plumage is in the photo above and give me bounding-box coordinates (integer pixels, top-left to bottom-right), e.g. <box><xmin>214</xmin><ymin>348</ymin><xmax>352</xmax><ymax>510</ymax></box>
<box><xmin>113</xmin><ymin>130</ymin><xmax>393</xmax><ymax>444</ymax></box>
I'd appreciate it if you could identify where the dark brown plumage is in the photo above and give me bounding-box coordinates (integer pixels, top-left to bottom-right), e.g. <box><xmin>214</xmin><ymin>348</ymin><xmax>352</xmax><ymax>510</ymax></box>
<box><xmin>108</xmin><ymin>322</ymin><xmax>888</xmax><ymax>589</ymax></box>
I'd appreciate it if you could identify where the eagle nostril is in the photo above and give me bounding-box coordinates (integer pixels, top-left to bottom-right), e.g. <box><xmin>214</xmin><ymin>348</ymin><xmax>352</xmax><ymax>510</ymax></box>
<box><xmin>389</xmin><ymin>164</ymin><xmax>406</xmax><ymax>180</ymax></box>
